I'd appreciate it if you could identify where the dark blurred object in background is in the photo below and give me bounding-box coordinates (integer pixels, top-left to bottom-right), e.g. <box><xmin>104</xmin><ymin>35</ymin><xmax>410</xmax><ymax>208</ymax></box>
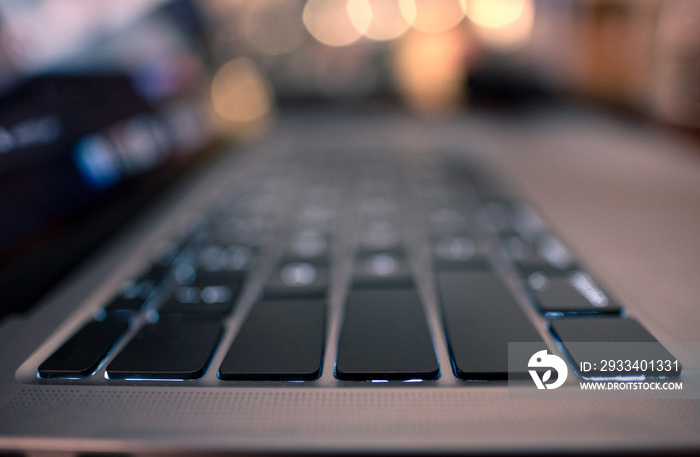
<box><xmin>0</xmin><ymin>0</ymin><xmax>216</xmax><ymax>321</ymax></box>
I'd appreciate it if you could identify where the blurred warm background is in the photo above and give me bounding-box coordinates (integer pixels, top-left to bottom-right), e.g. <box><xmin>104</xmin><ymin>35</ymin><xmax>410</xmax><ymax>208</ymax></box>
<box><xmin>1</xmin><ymin>0</ymin><xmax>699</xmax><ymax>132</ymax></box>
<box><xmin>200</xmin><ymin>0</ymin><xmax>700</xmax><ymax>128</ymax></box>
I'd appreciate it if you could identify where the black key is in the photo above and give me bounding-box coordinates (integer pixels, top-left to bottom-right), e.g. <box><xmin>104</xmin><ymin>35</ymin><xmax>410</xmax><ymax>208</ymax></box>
<box><xmin>219</xmin><ymin>300</ymin><xmax>325</xmax><ymax>380</ymax></box>
<box><xmin>336</xmin><ymin>288</ymin><xmax>439</xmax><ymax>381</ymax></box>
<box><xmin>107</xmin><ymin>321</ymin><xmax>223</xmax><ymax>379</ymax></box>
<box><xmin>352</xmin><ymin>251</ymin><xmax>414</xmax><ymax>288</ymax></box>
<box><xmin>550</xmin><ymin>317</ymin><xmax>681</xmax><ymax>377</ymax></box>
<box><xmin>263</xmin><ymin>262</ymin><xmax>327</xmax><ymax>299</ymax></box>
<box><xmin>437</xmin><ymin>270</ymin><xmax>545</xmax><ymax>380</ymax></box>
<box><xmin>527</xmin><ymin>271</ymin><xmax>621</xmax><ymax>314</ymax></box>
<box><xmin>39</xmin><ymin>320</ymin><xmax>128</xmax><ymax>378</ymax></box>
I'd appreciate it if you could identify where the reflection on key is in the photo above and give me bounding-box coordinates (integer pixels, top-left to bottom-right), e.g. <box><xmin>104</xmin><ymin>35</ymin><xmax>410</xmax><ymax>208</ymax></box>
<box><xmin>365</xmin><ymin>253</ymin><xmax>397</xmax><ymax>276</ymax></box>
<box><xmin>528</xmin><ymin>271</ymin><xmax>621</xmax><ymax>314</ymax></box>
<box><xmin>336</xmin><ymin>288</ymin><xmax>439</xmax><ymax>381</ymax></box>
<box><xmin>352</xmin><ymin>252</ymin><xmax>413</xmax><ymax>288</ymax></box>
<box><xmin>264</xmin><ymin>262</ymin><xmax>327</xmax><ymax>298</ymax></box>
<box><xmin>432</xmin><ymin>236</ymin><xmax>488</xmax><ymax>271</ymax></box>
<box><xmin>281</xmin><ymin>262</ymin><xmax>317</xmax><ymax>286</ymax></box>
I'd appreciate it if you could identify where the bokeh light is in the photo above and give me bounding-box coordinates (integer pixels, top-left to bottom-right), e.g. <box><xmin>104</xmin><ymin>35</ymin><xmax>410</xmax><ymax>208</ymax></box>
<box><xmin>303</xmin><ymin>0</ymin><xmax>367</xmax><ymax>47</ymax></box>
<box><xmin>347</xmin><ymin>0</ymin><xmax>373</xmax><ymax>38</ymax></box>
<box><xmin>210</xmin><ymin>57</ymin><xmax>272</xmax><ymax>124</ymax></box>
<box><xmin>392</xmin><ymin>27</ymin><xmax>471</xmax><ymax>113</ymax></box>
<box><xmin>399</xmin><ymin>0</ymin><xmax>467</xmax><ymax>34</ymax></box>
<box><xmin>465</xmin><ymin>0</ymin><xmax>535</xmax><ymax>50</ymax></box>
<box><xmin>349</xmin><ymin>0</ymin><xmax>410</xmax><ymax>42</ymax></box>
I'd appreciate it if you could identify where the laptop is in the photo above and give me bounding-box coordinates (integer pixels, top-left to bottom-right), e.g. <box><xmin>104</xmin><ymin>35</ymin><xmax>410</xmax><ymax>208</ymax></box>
<box><xmin>1</xmin><ymin>1</ymin><xmax>699</xmax><ymax>455</ymax></box>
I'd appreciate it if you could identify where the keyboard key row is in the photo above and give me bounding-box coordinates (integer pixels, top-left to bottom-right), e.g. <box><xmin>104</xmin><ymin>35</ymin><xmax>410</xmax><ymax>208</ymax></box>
<box><xmin>41</xmin><ymin>272</ymin><xmax>678</xmax><ymax>382</ymax></box>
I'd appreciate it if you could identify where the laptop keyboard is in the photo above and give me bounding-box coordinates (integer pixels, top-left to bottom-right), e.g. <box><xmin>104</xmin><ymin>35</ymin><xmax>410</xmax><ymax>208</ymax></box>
<box><xmin>36</xmin><ymin>142</ymin><xmax>679</xmax><ymax>383</ymax></box>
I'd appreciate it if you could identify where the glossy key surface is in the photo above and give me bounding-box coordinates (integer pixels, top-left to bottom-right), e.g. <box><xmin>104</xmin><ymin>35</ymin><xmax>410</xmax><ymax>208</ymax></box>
<box><xmin>219</xmin><ymin>300</ymin><xmax>326</xmax><ymax>380</ymax></box>
<box><xmin>39</xmin><ymin>320</ymin><xmax>128</xmax><ymax>378</ymax></box>
<box><xmin>437</xmin><ymin>269</ymin><xmax>545</xmax><ymax>380</ymax></box>
<box><xmin>528</xmin><ymin>271</ymin><xmax>621</xmax><ymax>314</ymax></box>
<box><xmin>336</xmin><ymin>288</ymin><xmax>439</xmax><ymax>380</ymax></box>
<box><xmin>107</xmin><ymin>321</ymin><xmax>222</xmax><ymax>379</ymax></box>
